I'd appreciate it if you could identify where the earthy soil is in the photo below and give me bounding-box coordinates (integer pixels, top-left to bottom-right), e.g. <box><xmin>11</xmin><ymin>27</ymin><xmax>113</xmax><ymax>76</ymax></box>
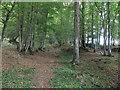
<box><xmin>63</xmin><ymin>47</ymin><xmax>119</xmax><ymax>87</ymax></box>
<box><xmin>80</xmin><ymin>50</ymin><xmax>119</xmax><ymax>87</ymax></box>
<box><xmin>2</xmin><ymin>48</ymin><xmax>61</xmax><ymax>88</ymax></box>
<box><xmin>2</xmin><ymin>46</ymin><xmax>119</xmax><ymax>88</ymax></box>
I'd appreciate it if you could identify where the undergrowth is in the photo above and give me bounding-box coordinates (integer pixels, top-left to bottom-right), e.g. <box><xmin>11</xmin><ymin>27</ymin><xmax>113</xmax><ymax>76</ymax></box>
<box><xmin>50</xmin><ymin>50</ymin><xmax>118</xmax><ymax>88</ymax></box>
<box><xmin>2</xmin><ymin>68</ymin><xmax>35</xmax><ymax>88</ymax></box>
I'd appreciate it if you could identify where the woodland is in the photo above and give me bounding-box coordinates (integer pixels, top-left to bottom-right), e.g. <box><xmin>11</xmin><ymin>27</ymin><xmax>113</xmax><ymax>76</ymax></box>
<box><xmin>1</xmin><ymin>1</ymin><xmax>120</xmax><ymax>88</ymax></box>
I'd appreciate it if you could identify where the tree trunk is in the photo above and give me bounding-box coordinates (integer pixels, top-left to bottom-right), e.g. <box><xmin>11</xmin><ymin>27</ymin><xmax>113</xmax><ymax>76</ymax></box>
<box><xmin>107</xmin><ymin>2</ymin><xmax>112</xmax><ymax>56</ymax></box>
<box><xmin>103</xmin><ymin>20</ymin><xmax>107</xmax><ymax>56</ymax></box>
<box><xmin>18</xmin><ymin>3</ymin><xmax>24</xmax><ymax>52</ymax></box>
<box><xmin>72</xmin><ymin>1</ymin><xmax>80</xmax><ymax>65</ymax></box>
<box><xmin>18</xmin><ymin>22</ymin><xmax>23</xmax><ymax>52</ymax></box>
<box><xmin>87</xmin><ymin>35</ymin><xmax>89</xmax><ymax>44</ymax></box>
<box><xmin>118</xmin><ymin>2</ymin><xmax>120</xmax><ymax>52</ymax></box>
<box><xmin>96</xmin><ymin>21</ymin><xmax>99</xmax><ymax>50</ymax></box>
<box><xmin>95</xmin><ymin>2</ymin><xmax>108</xmax><ymax>55</ymax></box>
<box><xmin>91</xmin><ymin>4</ymin><xmax>94</xmax><ymax>46</ymax></box>
<box><xmin>102</xmin><ymin>9</ymin><xmax>107</xmax><ymax>56</ymax></box>
<box><xmin>81</xmin><ymin>2</ymin><xmax>86</xmax><ymax>49</ymax></box>
<box><xmin>29</xmin><ymin>5</ymin><xmax>36</xmax><ymax>54</ymax></box>
<box><xmin>24</xmin><ymin>5</ymin><xmax>32</xmax><ymax>54</ymax></box>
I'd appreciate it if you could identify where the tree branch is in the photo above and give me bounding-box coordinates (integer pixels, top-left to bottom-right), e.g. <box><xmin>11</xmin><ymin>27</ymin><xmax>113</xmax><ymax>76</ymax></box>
<box><xmin>1</xmin><ymin>2</ymin><xmax>16</xmax><ymax>41</ymax></box>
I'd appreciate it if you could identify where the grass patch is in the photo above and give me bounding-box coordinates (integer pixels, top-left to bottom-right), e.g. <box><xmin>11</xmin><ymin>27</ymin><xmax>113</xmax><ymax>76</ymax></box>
<box><xmin>2</xmin><ymin>68</ymin><xmax>35</xmax><ymax>88</ymax></box>
<box><xmin>50</xmin><ymin>50</ymin><xmax>118</xmax><ymax>88</ymax></box>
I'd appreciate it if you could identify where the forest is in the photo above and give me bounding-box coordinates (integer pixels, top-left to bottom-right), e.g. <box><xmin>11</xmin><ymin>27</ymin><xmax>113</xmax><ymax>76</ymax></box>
<box><xmin>1</xmin><ymin>0</ymin><xmax>120</xmax><ymax>88</ymax></box>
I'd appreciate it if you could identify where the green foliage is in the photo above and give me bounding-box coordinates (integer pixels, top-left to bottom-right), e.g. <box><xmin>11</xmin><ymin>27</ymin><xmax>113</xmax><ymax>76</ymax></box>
<box><xmin>50</xmin><ymin>50</ymin><xmax>118</xmax><ymax>88</ymax></box>
<box><xmin>1</xmin><ymin>2</ymin><xmax>119</xmax><ymax>88</ymax></box>
<box><xmin>2</xmin><ymin>68</ymin><xmax>35</xmax><ymax>88</ymax></box>
<box><xmin>1</xmin><ymin>2</ymin><xmax>119</xmax><ymax>51</ymax></box>
<box><xmin>50</xmin><ymin>67</ymin><xmax>82</xmax><ymax>88</ymax></box>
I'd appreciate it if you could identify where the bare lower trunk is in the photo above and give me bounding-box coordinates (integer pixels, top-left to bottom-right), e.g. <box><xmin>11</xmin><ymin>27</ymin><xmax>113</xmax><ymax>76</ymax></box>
<box><xmin>18</xmin><ymin>24</ymin><xmax>23</xmax><ymax>52</ymax></box>
<box><xmin>107</xmin><ymin>2</ymin><xmax>112</xmax><ymax>56</ymax></box>
<box><xmin>87</xmin><ymin>35</ymin><xmax>89</xmax><ymax>44</ymax></box>
<box><xmin>102</xmin><ymin>10</ymin><xmax>107</xmax><ymax>56</ymax></box>
<box><xmin>72</xmin><ymin>1</ymin><xmax>80</xmax><ymax>65</ymax></box>
<box><xmin>103</xmin><ymin>23</ymin><xmax>107</xmax><ymax>56</ymax></box>
<box><xmin>103</xmin><ymin>25</ymin><xmax>106</xmax><ymax>56</ymax></box>
<box><xmin>96</xmin><ymin>23</ymin><xmax>99</xmax><ymax>50</ymax></box>
<box><xmin>91</xmin><ymin>4</ymin><xmax>94</xmax><ymax>46</ymax></box>
<box><xmin>81</xmin><ymin>2</ymin><xmax>86</xmax><ymax>49</ymax></box>
<box><xmin>18</xmin><ymin>3</ymin><xmax>25</xmax><ymax>52</ymax></box>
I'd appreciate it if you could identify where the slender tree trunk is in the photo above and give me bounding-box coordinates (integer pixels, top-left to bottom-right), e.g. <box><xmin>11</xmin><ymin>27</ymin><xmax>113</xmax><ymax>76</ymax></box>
<box><xmin>91</xmin><ymin>4</ymin><xmax>94</xmax><ymax>46</ymax></box>
<box><xmin>18</xmin><ymin>22</ymin><xmax>23</xmax><ymax>52</ymax></box>
<box><xmin>98</xmin><ymin>18</ymin><xmax>102</xmax><ymax>47</ymax></box>
<box><xmin>29</xmin><ymin>5</ymin><xmax>36</xmax><ymax>54</ymax></box>
<box><xmin>18</xmin><ymin>3</ymin><xmax>24</xmax><ymax>52</ymax></box>
<box><xmin>87</xmin><ymin>34</ymin><xmax>89</xmax><ymax>44</ymax></box>
<box><xmin>111</xmin><ymin>15</ymin><xmax>116</xmax><ymax>46</ymax></box>
<box><xmin>96</xmin><ymin>21</ymin><xmax>99</xmax><ymax>50</ymax></box>
<box><xmin>25</xmin><ymin>5</ymin><xmax>33</xmax><ymax>54</ymax></box>
<box><xmin>72</xmin><ymin>1</ymin><xmax>80</xmax><ymax>65</ymax></box>
<box><xmin>107</xmin><ymin>2</ymin><xmax>112</xmax><ymax>56</ymax></box>
<box><xmin>103</xmin><ymin>20</ymin><xmax>107</xmax><ymax>56</ymax></box>
<box><xmin>81</xmin><ymin>2</ymin><xmax>86</xmax><ymax>49</ymax></box>
<box><xmin>102</xmin><ymin>8</ymin><xmax>107</xmax><ymax>56</ymax></box>
<box><xmin>31</xmin><ymin>17</ymin><xmax>36</xmax><ymax>52</ymax></box>
<box><xmin>118</xmin><ymin>2</ymin><xmax>120</xmax><ymax>53</ymax></box>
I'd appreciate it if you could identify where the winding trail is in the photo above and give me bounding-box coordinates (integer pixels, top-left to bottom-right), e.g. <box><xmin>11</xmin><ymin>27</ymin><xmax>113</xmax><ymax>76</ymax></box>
<box><xmin>3</xmin><ymin>47</ymin><xmax>118</xmax><ymax>87</ymax></box>
<box><xmin>31</xmin><ymin>49</ymin><xmax>61</xmax><ymax>88</ymax></box>
<box><xmin>2</xmin><ymin>48</ymin><xmax>61</xmax><ymax>88</ymax></box>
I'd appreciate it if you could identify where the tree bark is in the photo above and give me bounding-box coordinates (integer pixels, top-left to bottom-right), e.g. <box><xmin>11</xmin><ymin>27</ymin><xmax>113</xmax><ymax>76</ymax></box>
<box><xmin>81</xmin><ymin>2</ymin><xmax>86</xmax><ymax>49</ymax></box>
<box><xmin>72</xmin><ymin>1</ymin><xmax>80</xmax><ymax>65</ymax></box>
<box><xmin>18</xmin><ymin>3</ymin><xmax>26</xmax><ymax>52</ymax></box>
<box><xmin>107</xmin><ymin>2</ymin><xmax>112</xmax><ymax>56</ymax></box>
<box><xmin>118</xmin><ymin>2</ymin><xmax>120</xmax><ymax>52</ymax></box>
<box><xmin>18</xmin><ymin>3</ymin><xmax>24</xmax><ymax>52</ymax></box>
<box><xmin>91</xmin><ymin>4</ymin><xmax>94</xmax><ymax>46</ymax></box>
<box><xmin>103</xmin><ymin>18</ymin><xmax>107</xmax><ymax>56</ymax></box>
<box><xmin>95</xmin><ymin>2</ymin><xmax>107</xmax><ymax>55</ymax></box>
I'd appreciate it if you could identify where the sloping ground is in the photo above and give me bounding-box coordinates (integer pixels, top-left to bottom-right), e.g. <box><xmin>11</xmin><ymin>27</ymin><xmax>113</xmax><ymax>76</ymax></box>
<box><xmin>80</xmin><ymin>50</ymin><xmax>119</xmax><ymax>87</ymax></box>
<box><xmin>2</xmin><ymin>47</ymin><xmax>119</xmax><ymax>88</ymax></box>
<box><xmin>50</xmin><ymin>48</ymin><xmax>119</xmax><ymax>88</ymax></box>
<box><xmin>2</xmin><ymin>48</ymin><xmax>61</xmax><ymax>88</ymax></box>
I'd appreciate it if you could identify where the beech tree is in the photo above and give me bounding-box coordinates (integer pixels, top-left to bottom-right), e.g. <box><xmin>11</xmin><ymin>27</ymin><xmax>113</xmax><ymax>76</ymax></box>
<box><xmin>81</xmin><ymin>2</ymin><xmax>86</xmax><ymax>49</ymax></box>
<box><xmin>72</xmin><ymin>1</ymin><xmax>80</xmax><ymax>65</ymax></box>
<box><xmin>1</xmin><ymin>2</ymin><xmax>119</xmax><ymax>56</ymax></box>
<box><xmin>107</xmin><ymin>2</ymin><xmax>112</xmax><ymax>56</ymax></box>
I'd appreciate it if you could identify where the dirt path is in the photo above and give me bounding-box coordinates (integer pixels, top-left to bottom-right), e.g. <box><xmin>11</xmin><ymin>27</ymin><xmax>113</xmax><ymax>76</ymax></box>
<box><xmin>2</xmin><ymin>48</ymin><xmax>61</xmax><ymax>88</ymax></box>
<box><xmin>3</xmin><ymin>47</ymin><xmax>119</xmax><ymax>88</ymax></box>
<box><xmin>31</xmin><ymin>49</ymin><xmax>61</xmax><ymax>88</ymax></box>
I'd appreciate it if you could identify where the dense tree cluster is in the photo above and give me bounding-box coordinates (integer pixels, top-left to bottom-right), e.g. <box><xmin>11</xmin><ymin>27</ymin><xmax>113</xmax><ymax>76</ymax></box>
<box><xmin>1</xmin><ymin>2</ymin><xmax>119</xmax><ymax>64</ymax></box>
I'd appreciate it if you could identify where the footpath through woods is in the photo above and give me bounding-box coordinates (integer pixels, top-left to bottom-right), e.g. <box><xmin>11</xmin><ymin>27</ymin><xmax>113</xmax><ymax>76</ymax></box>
<box><xmin>2</xmin><ymin>47</ymin><xmax>61</xmax><ymax>88</ymax></box>
<box><xmin>2</xmin><ymin>46</ymin><xmax>119</xmax><ymax>88</ymax></box>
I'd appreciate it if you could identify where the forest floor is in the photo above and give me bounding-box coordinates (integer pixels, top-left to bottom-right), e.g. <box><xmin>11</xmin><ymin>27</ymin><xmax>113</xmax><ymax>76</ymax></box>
<box><xmin>2</xmin><ymin>46</ymin><xmax>119</xmax><ymax>88</ymax></box>
<box><xmin>2</xmin><ymin>47</ymin><xmax>61</xmax><ymax>88</ymax></box>
<box><xmin>50</xmin><ymin>47</ymin><xmax>119</xmax><ymax>88</ymax></box>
